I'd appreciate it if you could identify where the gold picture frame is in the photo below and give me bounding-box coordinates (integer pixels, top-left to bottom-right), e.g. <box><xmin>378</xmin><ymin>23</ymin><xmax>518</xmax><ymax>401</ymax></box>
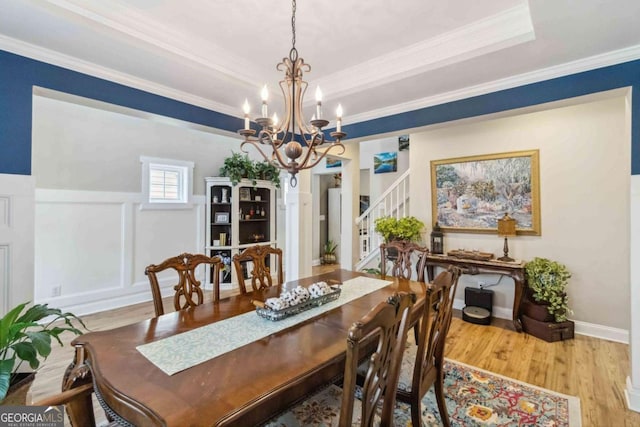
<box><xmin>430</xmin><ymin>149</ymin><xmax>540</xmax><ymax>235</ymax></box>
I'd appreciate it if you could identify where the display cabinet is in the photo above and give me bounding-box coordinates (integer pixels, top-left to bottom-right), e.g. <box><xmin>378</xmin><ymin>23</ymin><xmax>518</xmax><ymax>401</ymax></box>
<box><xmin>205</xmin><ymin>177</ymin><xmax>277</xmax><ymax>291</ymax></box>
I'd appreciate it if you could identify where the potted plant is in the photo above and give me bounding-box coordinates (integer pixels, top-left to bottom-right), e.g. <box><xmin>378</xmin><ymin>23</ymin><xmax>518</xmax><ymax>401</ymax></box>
<box><xmin>322</xmin><ymin>240</ymin><xmax>338</xmax><ymax>264</ymax></box>
<box><xmin>0</xmin><ymin>302</ymin><xmax>86</xmax><ymax>404</ymax></box>
<box><xmin>219</xmin><ymin>152</ymin><xmax>280</xmax><ymax>188</ymax></box>
<box><xmin>253</xmin><ymin>160</ymin><xmax>281</xmax><ymax>188</ymax></box>
<box><xmin>374</xmin><ymin>216</ymin><xmax>425</xmax><ymax>243</ymax></box>
<box><xmin>523</xmin><ymin>257</ymin><xmax>572</xmax><ymax>322</ymax></box>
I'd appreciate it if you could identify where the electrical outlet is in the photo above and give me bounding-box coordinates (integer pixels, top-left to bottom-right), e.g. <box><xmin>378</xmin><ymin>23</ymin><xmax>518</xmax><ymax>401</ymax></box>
<box><xmin>478</xmin><ymin>281</ymin><xmax>487</xmax><ymax>288</ymax></box>
<box><xmin>51</xmin><ymin>285</ymin><xmax>61</xmax><ymax>297</ymax></box>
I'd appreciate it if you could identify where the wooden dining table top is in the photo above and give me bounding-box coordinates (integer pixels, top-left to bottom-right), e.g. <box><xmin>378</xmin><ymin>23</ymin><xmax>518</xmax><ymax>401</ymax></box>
<box><xmin>63</xmin><ymin>269</ymin><xmax>426</xmax><ymax>427</ymax></box>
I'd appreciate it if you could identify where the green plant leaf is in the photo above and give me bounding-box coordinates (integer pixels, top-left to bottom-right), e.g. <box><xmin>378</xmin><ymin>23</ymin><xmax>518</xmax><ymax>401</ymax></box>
<box><xmin>12</xmin><ymin>342</ymin><xmax>39</xmax><ymax>370</ymax></box>
<box><xmin>374</xmin><ymin>216</ymin><xmax>425</xmax><ymax>242</ymax></box>
<box><xmin>0</xmin><ymin>358</ymin><xmax>15</xmax><ymax>401</ymax></box>
<box><xmin>24</xmin><ymin>332</ymin><xmax>52</xmax><ymax>358</ymax></box>
<box><xmin>1</xmin><ymin>302</ymin><xmax>86</xmax><ymax>399</ymax></box>
<box><xmin>0</xmin><ymin>303</ymin><xmax>28</xmax><ymax>349</ymax></box>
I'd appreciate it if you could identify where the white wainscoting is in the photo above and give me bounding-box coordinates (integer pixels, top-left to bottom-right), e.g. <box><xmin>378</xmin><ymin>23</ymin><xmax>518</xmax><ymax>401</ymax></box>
<box><xmin>0</xmin><ymin>174</ymin><xmax>35</xmax><ymax>316</ymax></box>
<box><xmin>35</xmin><ymin>189</ymin><xmax>205</xmax><ymax>316</ymax></box>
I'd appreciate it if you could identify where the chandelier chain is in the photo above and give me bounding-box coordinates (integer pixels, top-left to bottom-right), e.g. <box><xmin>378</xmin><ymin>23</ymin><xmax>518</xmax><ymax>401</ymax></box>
<box><xmin>291</xmin><ymin>0</ymin><xmax>296</xmax><ymax>50</ymax></box>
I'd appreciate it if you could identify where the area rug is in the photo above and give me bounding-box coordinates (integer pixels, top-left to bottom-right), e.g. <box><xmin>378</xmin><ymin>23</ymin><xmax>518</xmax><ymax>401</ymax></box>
<box><xmin>393</xmin><ymin>359</ymin><xmax>582</xmax><ymax>426</ymax></box>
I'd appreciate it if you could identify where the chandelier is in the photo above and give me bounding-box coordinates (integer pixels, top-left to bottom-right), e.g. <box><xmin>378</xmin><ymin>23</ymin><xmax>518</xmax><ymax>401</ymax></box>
<box><xmin>238</xmin><ymin>0</ymin><xmax>346</xmax><ymax>187</ymax></box>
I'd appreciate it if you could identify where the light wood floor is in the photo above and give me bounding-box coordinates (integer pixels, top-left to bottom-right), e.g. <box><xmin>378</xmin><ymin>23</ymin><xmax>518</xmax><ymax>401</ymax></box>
<box><xmin>29</xmin><ymin>265</ymin><xmax>640</xmax><ymax>426</ymax></box>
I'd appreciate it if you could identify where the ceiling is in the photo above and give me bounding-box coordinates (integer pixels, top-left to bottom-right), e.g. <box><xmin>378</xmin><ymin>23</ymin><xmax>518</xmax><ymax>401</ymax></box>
<box><xmin>1</xmin><ymin>0</ymin><xmax>640</xmax><ymax>130</ymax></box>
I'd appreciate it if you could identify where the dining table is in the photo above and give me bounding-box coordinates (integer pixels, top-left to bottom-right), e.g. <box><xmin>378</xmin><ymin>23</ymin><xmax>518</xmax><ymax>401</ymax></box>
<box><xmin>61</xmin><ymin>269</ymin><xmax>426</xmax><ymax>427</ymax></box>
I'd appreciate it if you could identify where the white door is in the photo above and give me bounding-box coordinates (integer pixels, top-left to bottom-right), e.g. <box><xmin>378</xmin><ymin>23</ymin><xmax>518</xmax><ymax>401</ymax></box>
<box><xmin>0</xmin><ymin>173</ymin><xmax>35</xmax><ymax>315</ymax></box>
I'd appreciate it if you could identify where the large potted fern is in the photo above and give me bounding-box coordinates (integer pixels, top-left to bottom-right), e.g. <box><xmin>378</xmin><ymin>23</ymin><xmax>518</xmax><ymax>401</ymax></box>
<box><xmin>0</xmin><ymin>302</ymin><xmax>86</xmax><ymax>404</ymax></box>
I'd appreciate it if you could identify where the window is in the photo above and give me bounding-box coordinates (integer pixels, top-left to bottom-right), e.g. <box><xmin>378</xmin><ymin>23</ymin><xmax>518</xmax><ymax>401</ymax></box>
<box><xmin>140</xmin><ymin>156</ymin><xmax>194</xmax><ymax>209</ymax></box>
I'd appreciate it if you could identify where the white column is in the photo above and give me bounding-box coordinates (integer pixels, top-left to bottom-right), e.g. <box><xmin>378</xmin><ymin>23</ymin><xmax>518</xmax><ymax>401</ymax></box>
<box><xmin>340</xmin><ymin>143</ymin><xmax>360</xmax><ymax>270</ymax></box>
<box><xmin>626</xmin><ymin>174</ymin><xmax>640</xmax><ymax>412</ymax></box>
<box><xmin>285</xmin><ymin>170</ymin><xmax>312</xmax><ymax>281</ymax></box>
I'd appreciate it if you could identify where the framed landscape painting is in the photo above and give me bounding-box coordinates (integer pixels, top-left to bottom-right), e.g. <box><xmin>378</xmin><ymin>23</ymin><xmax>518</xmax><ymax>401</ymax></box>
<box><xmin>430</xmin><ymin>150</ymin><xmax>540</xmax><ymax>235</ymax></box>
<box><xmin>326</xmin><ymin>158</ymin><xmax>342</xmax><ymax>168</ymax></box>
<box><xmin>374</xmin><ymin>152</ymin><xmax>397</xmax><ymax>174</ymax></box>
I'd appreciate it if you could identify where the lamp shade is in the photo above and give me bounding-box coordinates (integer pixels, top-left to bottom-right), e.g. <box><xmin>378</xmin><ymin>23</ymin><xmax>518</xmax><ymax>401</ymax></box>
<box><xmin>497</xmin><ymin>213</ymin><xmax>517</xmax><ymax>237</ymax></box>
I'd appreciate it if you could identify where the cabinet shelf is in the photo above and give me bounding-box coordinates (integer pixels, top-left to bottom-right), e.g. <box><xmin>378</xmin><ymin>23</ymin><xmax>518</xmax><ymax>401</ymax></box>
<box><xmin>205</xmin><ymin>177</ymin><xmax>276</xmax><ymax>288</ymax></box>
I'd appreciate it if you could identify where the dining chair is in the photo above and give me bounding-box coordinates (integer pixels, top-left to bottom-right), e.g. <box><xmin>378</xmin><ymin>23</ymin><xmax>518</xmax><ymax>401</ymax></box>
<box><xmin>395</xmin><ymin>262</ymin><xmax>462</xmax><ymax>427</ymax></box>
<box><xmin>232</xmin><ymin>244</ymin><xmax>283</xmax><ymax>294</ymax></box>
<box><xmin>144</xmin><ymin>252</ymin><xmax>223</xmax><ymax>316</ymax></box>
<box><xmin>264</xmin><ymin>291</ymin><xmax>415</xmax><ymax>427</ymax></box>
<box><xmin>380</xmin><ymin>240</ymin><xmax>429</xmax><ymax>280</ymax></box>
<box><xmin>32</xmin><ymin>383</ymin><xmax>130</xmax><ymax>427</ymax></box>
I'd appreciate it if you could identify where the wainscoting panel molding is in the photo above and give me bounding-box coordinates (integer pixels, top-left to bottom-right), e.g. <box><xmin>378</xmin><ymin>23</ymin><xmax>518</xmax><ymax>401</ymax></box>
<box><xmin>0</xmin><ymin>174</ymin><xmax>35</xmax><ymax>315</ymax></box>
<box><xmin>35</xmin><ymin>189</ymin><xmax>205</xmax><ymax>316</ymax></box>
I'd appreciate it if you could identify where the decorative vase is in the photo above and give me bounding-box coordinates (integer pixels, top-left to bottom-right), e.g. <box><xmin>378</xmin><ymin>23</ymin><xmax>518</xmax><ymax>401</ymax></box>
<box><xmin>0</xmin><ymin>372</ymin><xmax>36</xmax><ymax>406</ymax></box>
<box><xmin>221</xmin><ymin>188</ymin><xmax>229</xmax><ymax>204</ymax></box>
<box><xmin>323</xmin><ymin>254</ymin><xmax>337</xmax><ymax>264</ymax></box>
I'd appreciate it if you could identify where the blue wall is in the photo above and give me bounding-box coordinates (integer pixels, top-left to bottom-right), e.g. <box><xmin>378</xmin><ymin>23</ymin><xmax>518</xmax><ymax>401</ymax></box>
<box><xmin>1</xmin><ymin>49</ymin><xmax>639</xmax><ymax>175</ymax></box>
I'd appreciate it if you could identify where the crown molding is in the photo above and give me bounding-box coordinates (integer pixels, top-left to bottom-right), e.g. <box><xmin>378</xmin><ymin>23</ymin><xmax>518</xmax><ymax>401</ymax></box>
<box><xmin>3</xmin><ymin>30</ymin><xmax>640</xmax><ymax>132</ymax></box>
<box><xmin>312</xmin><ymin>3</ymin><xmax>534</xmax><ymax>100</ymax></box>
<box><xmin>0</xmin><ymin>34</ymin><xmax>240</xmax><ymax>118</ymax></box>
<box><xmin>346</xmin><ymin>43</ymin><xmax>640</xmax><ymax>126</ymax></box>
<box><xmin>44</xmin><ymin>0</ymin><xmax>260</xmax><ymax>87</ymax></box>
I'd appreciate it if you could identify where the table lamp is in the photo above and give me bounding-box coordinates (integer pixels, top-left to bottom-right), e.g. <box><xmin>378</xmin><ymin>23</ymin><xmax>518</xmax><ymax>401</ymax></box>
<box><xmin>497</xmin><ymin>213</ymin><xmax>517</xmax><ymax>262</ymax></box>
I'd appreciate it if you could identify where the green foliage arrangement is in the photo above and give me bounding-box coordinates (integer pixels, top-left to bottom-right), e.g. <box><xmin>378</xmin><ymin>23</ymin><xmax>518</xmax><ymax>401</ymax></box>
<box><xmin>524</xmin><ymin>257</ymin><xmax>572</xmax><ymax>322</ymax></box>
<box><xmin>0</xmin><ymin>302</ymin><xmax>86</xmax><ymax>401</ymax></box>
<box><xmin>323</xmin><ymin>240</ymin><xmax>338</xmax><ymax>255</ymax></box>
<box><xmin>374</xmin><ymin>216</ymin><xmax>425</xmax><ymax>243</ymax></box>
<box><xmin>219</xmin><ymin>152</ymin><xmax>281</xmax><ymax>188</ymax></box>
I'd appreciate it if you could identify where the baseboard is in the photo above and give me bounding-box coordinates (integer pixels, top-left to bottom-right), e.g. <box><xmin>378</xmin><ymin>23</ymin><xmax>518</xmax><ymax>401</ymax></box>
<box><xmin>626</xmin><ymin>377</ymin><xmax>640</xmax><ymax>413</ymax></box>
<box><xmin>453</xmin><ymin>298</ymin><xmax>629</xmax><ymax>343</ymax></box>
<box><xmin>573</xmin><ymin>320</ymin><xmax>628</xmax><ymax>343</ymax></box>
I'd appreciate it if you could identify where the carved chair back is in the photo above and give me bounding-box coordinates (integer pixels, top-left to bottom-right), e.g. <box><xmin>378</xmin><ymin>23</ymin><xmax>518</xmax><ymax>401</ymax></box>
<box><xmin>341</xmin><ymin>292</ymin><xmax>415</xmax><ymax>427</ymax></box>
<box><xmin>144</xmin><ymin>253</ymin><xmax>223</xmax><ymax>317</ymax></box>
<box><xmin>380</xmin><ymin>240</ymin><xmax>429</xmax><ymax>280</ymax></box>
<box><xmin>232</xmin><ymin>245</ymin><xmax>283</xmax><ymax>294</ymax></box>
<box><xmin>399</xmin><ymin>262</ymin><xmax>462</xmax><ymax>427</ymax></box>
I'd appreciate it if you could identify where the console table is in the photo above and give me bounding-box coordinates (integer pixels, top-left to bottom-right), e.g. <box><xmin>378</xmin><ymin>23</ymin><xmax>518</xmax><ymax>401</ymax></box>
<box><xmin>423</xmin><ymin>254</ymin><xmax>526</xmax><ymax>332</ymax></box>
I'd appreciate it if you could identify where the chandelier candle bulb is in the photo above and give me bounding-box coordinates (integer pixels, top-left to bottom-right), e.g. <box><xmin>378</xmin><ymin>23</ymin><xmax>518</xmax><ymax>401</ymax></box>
<box><xmin>243</xmin><ymin>99</ymin><xmax>251</xmax><ymax>130</ymax></box>
<box><xmin>315</xmin><ymin>87</ymin><xmax>322</xmax><ymax>119</ymax></box>
<box><xmin>261</xmin><ymin>85</ymin><xmax>269</xmax><ymax>117</ymax></box>
<box><xmin>336</xmin><ymin>104</ymin><xmax>343</xmax><ymax>133</ymax></box>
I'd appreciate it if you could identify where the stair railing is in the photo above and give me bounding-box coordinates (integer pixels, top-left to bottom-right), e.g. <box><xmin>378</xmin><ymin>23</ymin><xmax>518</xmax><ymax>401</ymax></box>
<box><xmin>355</xmin><ymin>169</ymin><xmax>410</xmax><ymax>269</ymax></box>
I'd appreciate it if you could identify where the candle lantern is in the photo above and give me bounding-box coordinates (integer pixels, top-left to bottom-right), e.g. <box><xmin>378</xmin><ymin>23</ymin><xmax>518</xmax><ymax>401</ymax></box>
<box><xmin>430</xmin><ymin>222</ymin><xmax>444</xmax><ymax>254</ymax></box>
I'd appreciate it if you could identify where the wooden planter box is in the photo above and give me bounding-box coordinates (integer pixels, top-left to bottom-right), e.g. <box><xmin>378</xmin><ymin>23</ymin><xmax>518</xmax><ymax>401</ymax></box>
<box><xmin>520</xmin><ymin>296</ymin><xmax>554</xmax><ymax>322</ymax></box>
<box><xmin>521</xmin><ymin>314</ymin><xmax>574</xmax><ymax>342</ymax></box>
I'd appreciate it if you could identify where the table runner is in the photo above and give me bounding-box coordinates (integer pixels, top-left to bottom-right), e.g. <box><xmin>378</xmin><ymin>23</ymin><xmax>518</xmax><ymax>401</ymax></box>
<box><xmin>137</xmin><ymin>276</ymin><xmax>392</xmax><ymax>375</ymax></box>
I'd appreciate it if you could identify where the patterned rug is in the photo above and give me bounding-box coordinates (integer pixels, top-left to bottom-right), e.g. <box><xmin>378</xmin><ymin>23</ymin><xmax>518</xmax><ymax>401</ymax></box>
<box><xmin>393</xmin><ymin>359</ymin><xmax>582</xmax><ymax>426</ymax></box>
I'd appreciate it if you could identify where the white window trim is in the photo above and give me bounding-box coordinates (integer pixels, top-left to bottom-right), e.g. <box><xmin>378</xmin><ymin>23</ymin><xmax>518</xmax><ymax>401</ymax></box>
<box><xmin>140</xmin><ymin>156</ymin><xmax>195</xmax><ymax>210</ymax></box>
